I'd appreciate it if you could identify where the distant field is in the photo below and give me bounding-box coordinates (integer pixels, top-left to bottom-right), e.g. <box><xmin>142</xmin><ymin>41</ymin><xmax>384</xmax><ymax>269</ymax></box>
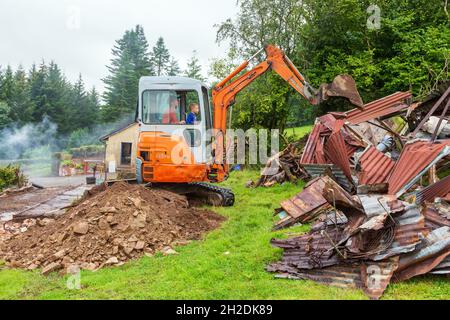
<box><xmin>284</xmin><ymin>125</ymin><xmax>312</xmax><ymax>140</ymax></box>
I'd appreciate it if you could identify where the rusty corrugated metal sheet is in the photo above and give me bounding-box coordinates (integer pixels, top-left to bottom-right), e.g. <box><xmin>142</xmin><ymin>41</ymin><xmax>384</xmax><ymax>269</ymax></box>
<box><xmin>360</xmin><ymin>258</ymin><xmax>399</xmax><ymax>299</ymax></box>
<box><xmin>346</xmin><ymin>91</ymin><xmax>412</xmax><ymax>125</ymax></box>
<box><xmin>372</xmin><ymin>203</ymin><xmax>428</xmax><ymax>261</ymax></box>
<box><xmin>269</xmin><ymin>263</ymin><xmax>362</xmax><ymax>289</ymax></box>
<box><xmin>270</xmin><ymin>226</ymin><xmax>345</xmax><ymax>270</ymax></box>
<box><xmin>387</xmin><ymin>140</ymin><xmax>450</xmax><ymax>196</ymax></box>
<box><xmin>300</xmin><ymin>117</ymin><xmax>365</xmax><ymax>167</ymax></box>
<box><xmin>395</xmin><ymin>226</ymin><xmax>450</xmax><ymax>281</ymax></box>
<box><xmin>300</xmin><ymin>122</ymin><xmax>325</xmax><ymax>164</ymax></box>
<box><xmin>269</xmin><ymin>258</ymin><xmax>398</xmax><ymax>300</ymax></box>
<box><xmin>311</xmin><ymin>211</ymin><xmax>348</xmax><ymax>232</ymax></box>
<box><xmin>416</xmin><ymin>175</ymin><xmax>450</xmax><ymax>204</ymax></box>
<box><xmin>423</xmin><ymin>205</ymin><xmax>450</xmax><ymax>230</ymax></box>
<box><xmin>357</xmin><ymin>194</ymin><xmax>403</xmax><ymax>218</ymax></box>
<box><xmin>273</xmin><ymin>175</ymin><xmax>360</xmax><ymax>230</ymax></box>
<box><xmin>279</xmin><ymin>177</ymin><xmax>328</xmax><ymax>220</ymax></box>
<box><xmin>274</xmin><ymin>177</ymin><xmax>331</xmax><ymax>230</ymax></box>
<box><xmin>302</xmin><ymin>164</ymin><xmax>354</xmax><ymax>192</ymax></box>
<box><xmin>358</xmin><ymin>146</ymin><xmax>395</xmax><ymax>185</ymax></box>
<box><xmin>349</xmin><ymin>197</ymin><xmax>426</xmax><ymax>261</ymax></box>
<box><xmin>318</xmin><ymin>114</ymin><xmax>337</xmax><ymax>130</ymax></box>
<box><xmin>430</xmin><ymin>256</ymin><xmax>450</xmax><ymax>274</ymax></box>
<box><xmin>324</xmin><ymin>121</ymin><xmax>353</xmax><ymax>182</ymax></box>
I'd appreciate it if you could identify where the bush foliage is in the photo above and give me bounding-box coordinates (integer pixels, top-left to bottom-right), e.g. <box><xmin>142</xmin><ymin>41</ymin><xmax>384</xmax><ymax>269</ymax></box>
<box><xmin>0</xmin><ymin>165</ymin><xmax>28</xmax><ymax>191</ymax></box>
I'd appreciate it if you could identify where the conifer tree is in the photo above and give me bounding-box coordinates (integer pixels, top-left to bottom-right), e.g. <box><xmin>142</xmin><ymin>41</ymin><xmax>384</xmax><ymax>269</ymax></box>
<box><xmin>102</xmin><ymin>25</ymin><xmax>153</xmax><ymax>122</ymax></box>
<box><xmin>185</xmin><ymin>51</ymin><xmax>205</xmax><ymax>81</ymax></box>
<box><xmin>150</xmin><ymin>37</ymin><xmax>171</xmax><ymax>76</ymax></box>
<box><xmin>167</xmin><ymin>57</ymin><xmax>181</xmax><ymax>76</ymax></box>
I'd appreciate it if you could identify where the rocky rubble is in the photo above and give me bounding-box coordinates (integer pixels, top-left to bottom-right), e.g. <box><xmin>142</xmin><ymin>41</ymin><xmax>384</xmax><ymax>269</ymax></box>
<box><xmin>0</xmin><ymin>182</ymin><xmax>226</xmax><ymax>274</ymax></box>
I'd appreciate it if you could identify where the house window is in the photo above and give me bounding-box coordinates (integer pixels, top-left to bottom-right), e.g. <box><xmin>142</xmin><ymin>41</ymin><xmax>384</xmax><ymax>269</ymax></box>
<box><xmin>120</xmin><ymin>142</ymin><xmax>132</xmax><ymax>165</ymax></box>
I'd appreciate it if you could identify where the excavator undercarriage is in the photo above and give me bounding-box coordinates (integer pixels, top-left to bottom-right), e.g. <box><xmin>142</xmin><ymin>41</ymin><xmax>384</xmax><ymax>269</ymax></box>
<box><xmin>146</xmin><ymin>182</ymin><xmax>235</xmax><ymax>207</ymax></box>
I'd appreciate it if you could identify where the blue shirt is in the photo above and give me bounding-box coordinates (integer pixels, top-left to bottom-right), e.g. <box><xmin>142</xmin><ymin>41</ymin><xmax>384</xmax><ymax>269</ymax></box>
<box><xmin>186</xmin><ymin>112</ymin><xmax>197</xmax><ymax>125</ymax></box>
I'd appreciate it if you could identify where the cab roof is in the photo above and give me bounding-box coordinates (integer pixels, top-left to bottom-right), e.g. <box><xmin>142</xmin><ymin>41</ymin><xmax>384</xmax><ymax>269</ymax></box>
<box><xmin>139</xmin><ymin>76</ymin><xmax>208</xmax><ymax>88</ymax></box>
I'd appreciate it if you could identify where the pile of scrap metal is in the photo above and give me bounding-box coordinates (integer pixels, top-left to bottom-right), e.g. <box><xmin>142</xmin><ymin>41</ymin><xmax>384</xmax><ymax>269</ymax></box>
<box><xmin>254</xmin><ymin>140</ymin><xmax>308</xmax><ymax>187</ymax></box>
<box><xmin>267</xmin><ymin>176</ymin><xmax>450</xmax><ymax>299</ymax></box>
<box><xmin>268</xmin><ymin>85</ymin><xmax>450</xmax><ymax>299</ymax></box>
<box><xmin>274</xmin><ymin>85</ymin><xmax>450</xmax><ymax>229</ymax></box>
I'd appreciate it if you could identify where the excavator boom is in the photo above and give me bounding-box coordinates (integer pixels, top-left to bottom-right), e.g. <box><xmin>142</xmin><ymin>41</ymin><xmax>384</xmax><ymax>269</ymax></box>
<box><xmin>212</xmin><ymin>45</ymin><xmax>363</xmax><ymax>134</ymax></box>
<box><xmin>210</xmin><ymin>44</ymin><xmax>363</xmax><ymax>170</ymax></box>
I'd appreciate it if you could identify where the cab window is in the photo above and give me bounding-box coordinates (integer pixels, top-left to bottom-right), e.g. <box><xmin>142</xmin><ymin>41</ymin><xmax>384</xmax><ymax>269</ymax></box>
<box><xmin>142</xmin><ymin>90</ymin><xmax>201</xmax><ymax>125</ymax></box>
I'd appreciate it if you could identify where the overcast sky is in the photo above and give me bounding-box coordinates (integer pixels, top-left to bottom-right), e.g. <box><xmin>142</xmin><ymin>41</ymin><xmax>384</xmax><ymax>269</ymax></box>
<box><xmin>0</xmin><ymin>0</ymin><xmax>239</xmax><ymax>94</ymax></box>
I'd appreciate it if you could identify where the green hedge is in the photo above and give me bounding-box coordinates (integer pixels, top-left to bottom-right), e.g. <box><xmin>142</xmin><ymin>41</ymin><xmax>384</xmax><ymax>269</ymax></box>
<box><xmin>0</xmin><ymin>165</ymin><xmax>28</xmax><ymax>192</ymax></box>
<box><xmin>69</xmin><ymin>145</ymin><xmax>105</xmax><ymax>158</ymax></box>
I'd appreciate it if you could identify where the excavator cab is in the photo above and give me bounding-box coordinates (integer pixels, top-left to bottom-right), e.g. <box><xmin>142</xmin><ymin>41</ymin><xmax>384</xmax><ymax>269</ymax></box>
<box><xmin>136</xmin><ymin>77</ymin><xmax>214</xmax><ymax>184</ymax></box>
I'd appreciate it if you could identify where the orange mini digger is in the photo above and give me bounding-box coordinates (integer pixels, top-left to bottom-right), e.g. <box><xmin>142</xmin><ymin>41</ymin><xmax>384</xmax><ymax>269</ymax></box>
<box><xmin>135</xmin><ymin>45</ymin><xmax>363</xmax><ymax>206</ymax></box>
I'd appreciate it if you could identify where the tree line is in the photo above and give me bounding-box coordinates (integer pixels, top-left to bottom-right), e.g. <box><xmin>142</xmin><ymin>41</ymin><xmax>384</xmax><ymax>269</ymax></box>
<box><xmin>0</xmin><ymin>62</ymin><xmax>100</xmax><ymax>134</ymax></box>
<box><xmin>102</xmin><ymin>25</ymin><xmax>205</xmax><ymax>122</ymax></box>
<box><xmin>0</xmin><ymin>25</ymin><xmax>205</xmax><ymax>152</ymax></box>
<box><xmin>210</xmin><ymin>0</ymin><xmax>449</xmax><ymax>131</ymax></box>
<box><xmin>1</xmin><ymin>0</ymin><xmax>448</xmax><ymax>153</ymax></box>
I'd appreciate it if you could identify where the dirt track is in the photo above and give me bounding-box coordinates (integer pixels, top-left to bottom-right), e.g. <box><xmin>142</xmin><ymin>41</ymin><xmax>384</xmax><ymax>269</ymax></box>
<box><xmin>0</xmin><ymin>187</ymin><xmax>69</xmax><ymax>213</ymax></box>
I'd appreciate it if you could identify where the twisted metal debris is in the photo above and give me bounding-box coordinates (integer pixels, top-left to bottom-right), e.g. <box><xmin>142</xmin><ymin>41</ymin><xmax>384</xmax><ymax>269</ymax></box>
<box><xmin>268</xmin><ymin>84</ymin><xmax>450</xmax><ymax>299</ymax></box>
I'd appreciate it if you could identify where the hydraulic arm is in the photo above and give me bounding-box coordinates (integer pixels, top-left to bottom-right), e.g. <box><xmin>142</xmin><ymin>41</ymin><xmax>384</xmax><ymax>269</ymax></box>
<box><xmin>210</xmin><ymin>44</ymin><xmax>363</xmax><ymax>171</ymax></box>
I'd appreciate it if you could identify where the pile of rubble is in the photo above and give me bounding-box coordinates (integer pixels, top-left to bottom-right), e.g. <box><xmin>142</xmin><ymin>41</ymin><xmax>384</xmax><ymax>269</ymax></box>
<box><xmin>0</xmin><ymin>182</ymin><xmax>225</xmax><ymax>274</ymax></box>
<box><xmin>254</xmin><ymin>137</ymin><xmax>309</xmax><ymax>187</ymax></box>
<box><xmin>267</xmin><ymin>85</ymin><xmax>450</xmax><ymax>298</ymax></box>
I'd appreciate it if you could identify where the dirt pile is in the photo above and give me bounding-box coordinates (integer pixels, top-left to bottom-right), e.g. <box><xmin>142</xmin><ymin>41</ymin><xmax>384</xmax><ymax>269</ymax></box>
<box><xmin>0</xmin><ymin>182</ymin><xmax>226</xmax><ymax>274</ymax></box>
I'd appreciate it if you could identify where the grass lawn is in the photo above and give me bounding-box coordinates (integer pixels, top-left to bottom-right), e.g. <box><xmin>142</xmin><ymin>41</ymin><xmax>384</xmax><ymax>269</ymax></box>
<box><xmin>1</xmin><ymin>170</ymin><xmax>449</xmax><ymax>300</ymax></box>
<box><xmin>284</xmin><ymin>125</ymin><xmax>313</xmax><ymax>140</ymax></box>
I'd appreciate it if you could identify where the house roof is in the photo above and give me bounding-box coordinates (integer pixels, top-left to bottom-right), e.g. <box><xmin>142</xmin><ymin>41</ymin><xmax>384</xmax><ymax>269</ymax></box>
<box><xmin>99</xmin><ymin>121</ymin><xmax>138</xmax><ymax>142</ymax></box>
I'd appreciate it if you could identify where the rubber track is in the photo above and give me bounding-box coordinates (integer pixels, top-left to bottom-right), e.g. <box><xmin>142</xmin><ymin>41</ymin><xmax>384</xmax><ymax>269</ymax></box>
<box><xmin>188</xmin><ymin>182</ymin><xmax>235</xmax><ymax>207</ymax></box>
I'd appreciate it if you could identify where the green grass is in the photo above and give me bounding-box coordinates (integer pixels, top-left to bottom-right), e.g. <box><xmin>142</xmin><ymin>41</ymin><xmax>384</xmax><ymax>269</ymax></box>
<box><xmin>0</xmin><ymin>170</ymin><xmax>448</xmax><ymax>300</ymax></box>
<box><xmin>284</xmin><ymin>125</ymin><xmax>313</xmax><ymax>140</ymax></box>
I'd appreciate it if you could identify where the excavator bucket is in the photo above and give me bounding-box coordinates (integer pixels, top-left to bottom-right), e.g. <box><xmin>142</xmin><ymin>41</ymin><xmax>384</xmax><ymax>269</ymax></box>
<box><xmin>317</xmin><ymin>74</ymin><xmax>364</xmax><ymax>108</ymax></box>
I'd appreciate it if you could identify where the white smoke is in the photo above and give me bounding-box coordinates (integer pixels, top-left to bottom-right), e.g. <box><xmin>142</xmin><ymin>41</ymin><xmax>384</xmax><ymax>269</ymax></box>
<box><xmin>0</xmin><ymin>117</ymin><xmax>58</xmax><ymax>160</ymax></box>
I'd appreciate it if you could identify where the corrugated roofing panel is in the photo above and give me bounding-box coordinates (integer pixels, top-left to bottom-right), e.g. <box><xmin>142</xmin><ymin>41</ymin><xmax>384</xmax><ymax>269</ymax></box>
<box><xmin>387</xmin><ymin>140</ymin><xmax>450</xmax><ymax>196</ymax></box>
<box><xmin>416</xmin><ymin>175</ymin><xmax>450</xmax><ymax>204</ymax></box>
<box><xmin>372</xmin><ymin>203</ymin><xmax>427</xmax><ymax>261</ymax></box>
<box><xmin>269</xmin><ymin>258</ymin><xmax>399</xmax><ymax>300</ymax></box>
<box><xmin>302</xmin><ymin>164</ymin><xmax>354</xmax><ymax>192</ymax></box>
<box><xmin>358</xmin><ymin>146</ymin><xmax>396</xmax><ymax>185</ymax></box>
<box><xmin>430</xmin><ymin>256</ymin><xmax>450</xmax><ymax>274</ymax></box>
<box><xmin>300</xmin><ymin>122</ymin><xmax>325</xmax><ymax>164</ymax></box>
<box><xmin>279</xmin><ymin>177</ymin><xmax>329</xmax><ymax>220</ymax></box>
<box><xmin>423</xmin><ymin>205</ymin><xmax>450</xmax><ymax>230</ymax></box>
<box><xmin>324</xmin><ymin>127</ymin><xmax>353</xmax><ymax>181</ymax></box>
<box><xmin>346</xmin><ymin>91</ymin><xmax>412</xmax><ymax>124</ymax></box>
<box><xmin>270</xmin><ymin>226</ymin><xmax>344</xmax><ymax>270</ymax></box>
<box><xmin>395</xmin><ymin>226</ymin><xmax>450</xmax><ymax>281</ymax></box>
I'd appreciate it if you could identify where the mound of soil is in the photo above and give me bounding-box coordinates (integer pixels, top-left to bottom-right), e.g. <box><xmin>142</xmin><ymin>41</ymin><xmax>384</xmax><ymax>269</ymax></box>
<box><xmin>0</xmin><ymin>182</ymin><xmax>226</xmax><ymax>274</ymax></box>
